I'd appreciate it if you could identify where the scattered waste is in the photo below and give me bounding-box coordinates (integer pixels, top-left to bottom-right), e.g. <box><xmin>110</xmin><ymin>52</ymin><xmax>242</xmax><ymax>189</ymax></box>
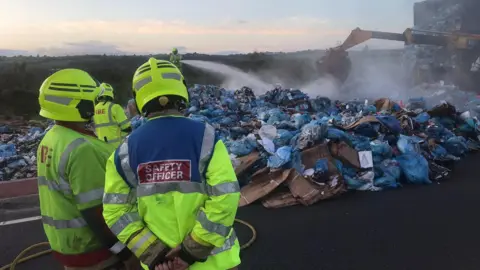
<box><xmin>1</xmin><ymin>121</ymin><xmax>51</xmax><ymax>181</ymax></box>
<box><xmin>182</xmin><ymin>84</ymin><xmax>480</xmax><ymax>208</ymax></box>
<box><xmin>2</xmin><ymin>83</ymin><xmax>480</xmax><ymax>211</ymax></box>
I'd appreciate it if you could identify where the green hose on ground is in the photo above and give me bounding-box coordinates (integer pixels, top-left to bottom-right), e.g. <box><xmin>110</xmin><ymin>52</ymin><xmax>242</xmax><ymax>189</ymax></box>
<box><xmin>0</xmin><ymin>219</ymin><xmax>257</xmax><ymax>270</ymax></box>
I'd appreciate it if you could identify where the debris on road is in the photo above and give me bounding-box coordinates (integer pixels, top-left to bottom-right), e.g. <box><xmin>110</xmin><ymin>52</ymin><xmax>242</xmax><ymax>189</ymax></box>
<box><xmin>0</xmin><ymin>121</ymin><xmax>51</xmax><ymax>181</ymax></box>
<box><xmin>183</xmin><ymin>84</ymin><xmax>480</xmax><ymax>208</ymax></box>
<box><xmin>2</xmin><ymin>83</ymin><xmax>480</xmax><ymax>210</ymax></box>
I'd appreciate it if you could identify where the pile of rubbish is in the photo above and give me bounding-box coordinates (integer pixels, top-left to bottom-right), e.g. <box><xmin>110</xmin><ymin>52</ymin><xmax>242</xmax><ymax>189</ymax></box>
<box><xmin>3</xmin><ymin>83</ymin><xmax>480</xmax><ymax>211</ymax></box>
<box><xmin>181</xmin><ymin>84</ymin><xmax>480</xmax><ymax>208</ymax></box>
<box><xmin>0</xmin><ymin>120</ymin><xmax>50</xmax><ymax>181</ymax></box>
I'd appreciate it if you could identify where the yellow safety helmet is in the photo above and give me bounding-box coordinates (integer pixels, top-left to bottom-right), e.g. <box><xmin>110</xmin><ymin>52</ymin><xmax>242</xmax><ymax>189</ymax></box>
<box><xmin>38</xmin><ymin>69</ymin><xmax>100</xmax><ymax>122</ymax></box>
<box><xmin>98</xmin><ymin>82</ymin><xmax>114</xmax><ymax>99</ymax></box>
<box><xmin>132</xmin><ymin>57</ymin><xmax>188</xmax><ymax>113</ymax></box>
<box><xmin>172</xmin><ymin>47</ymin><xmax>178</xmax><ymax>54</ymax></box>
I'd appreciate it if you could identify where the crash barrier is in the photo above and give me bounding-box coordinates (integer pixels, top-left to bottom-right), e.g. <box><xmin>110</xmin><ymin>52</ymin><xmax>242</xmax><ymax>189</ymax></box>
<box><xmin>0</xmin><ymin>178</ymin><xmax>37</xmax><ymax>199</ymax></box>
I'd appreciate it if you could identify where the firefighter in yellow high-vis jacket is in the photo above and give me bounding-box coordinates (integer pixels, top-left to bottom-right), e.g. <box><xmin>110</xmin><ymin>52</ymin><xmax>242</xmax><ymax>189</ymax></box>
<box><xmin>102</xmin><ymin>58</ymin><xmax>241</xmax><ymax>270</ymax></box>
<box><xmin>169</xmin><ymin>48</ymin><xmax>182</xmax><ymax>71</ymax></box>
<box><xmin>36</xmin><ymin>69</ymin><xmax>140</xmax><ymax>270</ymax></box>
<box><xmin>93</xmin><ymin>82</ymin><xmax>132</xmax><ymax>147</ymax></box>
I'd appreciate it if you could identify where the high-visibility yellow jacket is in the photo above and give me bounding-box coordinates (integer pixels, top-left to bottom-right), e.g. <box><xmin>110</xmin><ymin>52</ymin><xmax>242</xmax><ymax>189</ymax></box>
<box><xmin>93</xmin><ymin>101</ymin><xmax>131</xmax><ymax>147</ymax></box>
<box><xmin>103</xmin><ymin>115</ymin><xmax>241</xmax><ymax>270</ymax></box>
<box><xmin>169</xmin><ymin>53</ymin><xmax>183</xmax><ymax>69</ymax></box>
<box><xmin>37</xmin><ymin>124</ymin><xmax>125</xmax><ymax>267</ymax></box>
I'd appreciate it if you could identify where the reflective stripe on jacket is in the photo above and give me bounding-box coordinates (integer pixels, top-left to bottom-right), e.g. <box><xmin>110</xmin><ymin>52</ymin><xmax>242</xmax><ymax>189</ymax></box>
<box><xmin>93</xmin><ymin>101</ymin><xmax>131</xmax><ymax>147</ymax></box>
<box><xmin>103</xmin><ymin>116</ymin><xmax>241</xmax><ymax>270</ymax></box>
<box><xmin>37</xmin><ymin>124</ymin><xmax>117</xmax><ymax>263</ymax></box>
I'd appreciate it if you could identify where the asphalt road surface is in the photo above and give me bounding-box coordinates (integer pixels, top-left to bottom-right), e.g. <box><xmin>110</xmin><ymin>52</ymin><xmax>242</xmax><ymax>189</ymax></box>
<box><xmin>1</xmin><ymin>154</ymin><xmax>480</xmax><ymax>270</ymax></box>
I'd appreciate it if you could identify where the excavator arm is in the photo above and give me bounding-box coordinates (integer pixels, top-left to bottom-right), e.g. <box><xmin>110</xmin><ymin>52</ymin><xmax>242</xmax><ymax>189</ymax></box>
<box><xmin>337</xmin><ymin>28</ymin><xmax>406</xmax><ymax>51</ymax></box>
<box><xmin>319</xmin><ymin>27</ymin><xmax>480</xmax><ymax>83</ymax></box>
<box><xmin>336</xmin><ymin>27</ymin><xmax>480</xmax><ymax>51</ymax></box>
<box><xmin>337</xmin><ymin>28</ymin><xmax>451</xmax><ymax>50</ymax></box>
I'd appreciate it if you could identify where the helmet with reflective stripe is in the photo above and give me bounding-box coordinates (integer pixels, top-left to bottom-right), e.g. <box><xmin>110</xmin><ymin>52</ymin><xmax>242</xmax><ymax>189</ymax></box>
<box><xmin>38</xmin><ymin>69</ymin><xmax>100</xmax><ymax>122</ymax></box>
<box><xmin>132</xmin><ymin>57</ymin><xmax>188</xmax><ymax>113</ymax></box>
<box><xmin>98</xmin><ymin>82</ymin><xmax>114</xmax><ymax>99</ymax></box>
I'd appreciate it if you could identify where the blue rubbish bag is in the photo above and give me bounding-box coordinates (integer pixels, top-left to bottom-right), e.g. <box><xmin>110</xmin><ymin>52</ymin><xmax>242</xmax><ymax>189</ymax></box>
<box><xmin>443</xmin><ymin>136</ymin><xmax>469</xmax><ymax>157</ymax></box>
<box><xmin>426</xmin><ymin>124</ymin><xmax>454</xmax><ymax>141</ymax></box>
<box><xmin>396</xmin><ymin>153</ymin><xmax>431</xmax><ymax>184</ymax></box>
<box><xmin>29</xmin><ymin>127</ymin><xmax>44</xmax><ymax>135</ymax></box>
<box><xmin>341</xmin><ymin>165</ymin><xmax>368</xmax><ymax>190</ymax></box>
<box><xmin>218</xmin><ymin>116</ymin><xmax>237</xmax><ymax>126</ymax></box>
<box><xmin>226</xmin><ymin>137</ymin><xmax>257</xmax><ymax>157</ymax></box>
<box><xmin>0</xmin><ymin>144</ymin><xmax>16</xmax><ymax>158</ymax></box>
<box><xmin>343</xmin><ymin>174</ymin><xmax>368</xmax><ymax>190</ymax></box>
<box><xmin>430</xmin><ymin>144</ymin><xmax>448</xmax><ymax>159</ymax></box>
<box><xmin>292</xmin><ymin>123</ymin><xmax>327</xmax><ymax>150</ymax></box>
<box><xmin>211</xmin><ymin>109</ymin><xmax>225</xmax><ymax>117</ymax></box>
<box><xmin>189</xmin><ymin>114</ymin><xmax>211</xmax><ymax>124</ymax></box>
<box><xmin>267</xmin><ymin>146</ymin><xmax>293</xmax><ymax>168</ymax></box>
<box><xmin>131</xmin><ymin>116</ymin><xmax>147</xmax><ymax>130</ymax></box>
<box><xmin>354</xmin><ymin>123</ymin><xmax>378</xmax><ymax>138</ymax></box>
<box><xmin>310</xmin><ymin>97</ymin><xmax>331</xmax><ymax>112</ymax></box>
<box><xmin>315</xmin><ymin>158</ymin><xmax>329</xmax><ymax>173</ymax></box>
<box><xmin>290</xmin><ymin>150</ymin><xmax>303</xmax><ymax>174</ymax></box>
<box><xmin>414</xmin><ymin>112</ymin><xmax>430</xmax><ymax>124</ymax></box>
<box><xmin>376</xmin><ymin>115</ymin><xmax>401</xmax><ymax>134</ymax></box>
<box><xmin>7</xmin><ymin>158</ymin><xmax>27</xmax><ymax>169</ymax></box>
<box><xmin>326</xmin><ymin>128</ymin><xmax>350</xmax><ymax>143</ymax></box>
<box><xmin>397</xmin><ymin>135</ymin><xmax>419</xmax><ymax>154</ymax></box>
<box><xmin>216</xmin><ymin>129</ymin><xmax>230</xmax><ymax>142</ymax></box>
<box><xmin>266</xmin><ymin>109</ymin><xmax>289</xmax><ymax>124</ymax></box>
<box><xmin>0</xmin><ymin>125</ymin><xmax>11</xmax><ymax>133</ymax></box>
<box><xmin>348</xmin><ymin>135</ymin><xmax>371</xmax><ymax>151</ymax></box>
<box><xmin>229</xmin><ymin>127</ymin><xmax>249</xmax><ymax>140</ymax></box>
<box><xmin>370</xmin><ymin>140</ymin><xmax>392</xmax><ymax>163</ymax></box>
<box><xmin>374</xmin><ymin>159</ymin><xmax>401</xmax><ymax>189</ymax></box>
<box><xmin>363</xmin><ymin>105</ymin><xmax>377</xmax><ymax>115</ymax></box>
<box><xmin>274</xmin><ymin>129</ymin><xmax>295</xmax><ymax>148</ymax></box>
<box><xmin>291</xmin><ymin>113</ymin><xmax>311</xmax><ymax>129</ymax></box>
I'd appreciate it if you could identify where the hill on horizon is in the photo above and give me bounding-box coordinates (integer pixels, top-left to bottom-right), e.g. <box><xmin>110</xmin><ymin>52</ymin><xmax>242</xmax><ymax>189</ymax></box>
<box><xmin>0</xmin><ymin>47</ymin><xmax>404</xmax><ymax>58</ymax></box>
<box><xmin>0</xmin><ymin>49</ymin><xmax>404</xmax><ymax>118</ymax></box>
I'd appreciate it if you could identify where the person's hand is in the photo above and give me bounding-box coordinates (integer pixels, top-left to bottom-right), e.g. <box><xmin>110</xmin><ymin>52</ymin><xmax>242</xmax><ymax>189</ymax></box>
<box><xmin>155</xmin><ymin>260</ymin><xmax>174</xmax><ymax>270</ymax></box>
<box><xmin>122</xmin><ymin>254</ymin><xmax>142</xmax><ymax>270</ymax></box>
<box><xmin>170</xmin><ymin>257</ymin><xmax>189</xmax><ymax>270</ymax></box>
<box><xmin>162</xmin><ymin>245</ymin><xmax>190</xmax><ymax>270</ymax></box>
<box><xmin>165</xmin><ymin>246</ymin><xmax>181</xmax><ymax>260</ymax></box>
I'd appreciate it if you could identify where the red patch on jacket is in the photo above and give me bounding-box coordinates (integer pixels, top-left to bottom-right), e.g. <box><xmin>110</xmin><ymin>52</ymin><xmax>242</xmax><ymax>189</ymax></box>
<box><xmin>137</xmin><ymin>160</ymin><xmax>192</xmax><ymax>184</ymax></box>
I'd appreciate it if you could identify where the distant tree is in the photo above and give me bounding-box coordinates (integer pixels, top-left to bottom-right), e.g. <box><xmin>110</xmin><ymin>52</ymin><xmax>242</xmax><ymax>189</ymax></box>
<box><xmin>0</xmin><ymin>51</ymin><xmax>345</xmax><ymax>117</ymax></box>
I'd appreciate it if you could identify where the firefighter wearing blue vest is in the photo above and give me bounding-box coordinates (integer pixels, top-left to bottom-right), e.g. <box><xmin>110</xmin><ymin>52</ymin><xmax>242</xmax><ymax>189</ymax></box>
<box><xmin>102</xmin><ymin>58</ymin><xmax>241</xmax><ymax>270</ymax></box>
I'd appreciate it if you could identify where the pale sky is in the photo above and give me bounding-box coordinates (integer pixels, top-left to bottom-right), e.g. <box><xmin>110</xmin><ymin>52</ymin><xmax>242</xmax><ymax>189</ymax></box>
<box><xmin>0</xmin><ymin>0</ymin><xmax>419</xmax><ymax>55</ymax></box>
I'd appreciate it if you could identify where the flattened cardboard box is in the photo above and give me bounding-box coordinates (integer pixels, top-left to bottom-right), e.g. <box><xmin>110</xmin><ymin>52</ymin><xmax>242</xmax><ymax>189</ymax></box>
<box><xmin>239</xmin><ymin>168</ymin><xmax>291</xmax><ymax>207</ymax></box>
<box><xmin>289</xmin><ymin>144</ymin><xmax>346</xmax><ymax>206</ymax></box>
<box><xmin>262</xmin><ymin>191</ymin><xmax>299</xmax><ymax>208</ymax></box>
<box><xmin>329</xmin><ymin>141</ymin><xmax>360</xmax><ymax>169</ymax></box>
<box><xmin>234</xmin><ymin>151</ymin><xmax>261</xmax><ymax>176</ymax></box>
<box><xmin>374</xmin><ymin>98</ymin><xmax>396</xmax><ymax>112</ymax></box>
<box><xmin>344</xmin><ymin>115</ymin><xmax>379</xmax><ymax>130</ymax></box>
